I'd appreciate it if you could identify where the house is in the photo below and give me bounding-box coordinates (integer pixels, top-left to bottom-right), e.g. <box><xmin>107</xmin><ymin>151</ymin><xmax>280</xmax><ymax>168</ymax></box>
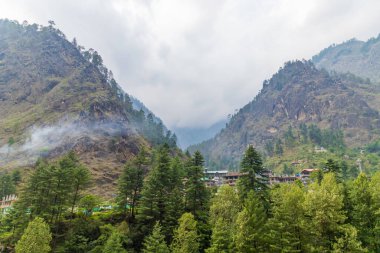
<box><xmin>269</xmin><ymin>175</ymin><xmax>298</xmax><ymax>184</ymax></box>
<box><xmin>0</xmin><ymin>194</ymin><xmax>18</xmax><ymax>214</ymax></box>
<box><xmin>299</xmin><ymin>168</ymin><xmax>318</xmax><ymax>184</ymax></box>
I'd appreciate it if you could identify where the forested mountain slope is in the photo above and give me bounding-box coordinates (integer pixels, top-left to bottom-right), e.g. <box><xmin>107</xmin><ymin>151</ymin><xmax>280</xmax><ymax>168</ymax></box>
<box><xmin>312</xmin><ymin>35</ymin><xmax>380</xmax><ymax>82</ymax></box>
<box><xmin>190</xmin><ymin>60</ymin><xmax>380</xmax><ymax>169</ymax></box>
<box><xmin>0</xmin><ymin>20</ymin><xmax>176</xmax><ymax>195</ymax></box>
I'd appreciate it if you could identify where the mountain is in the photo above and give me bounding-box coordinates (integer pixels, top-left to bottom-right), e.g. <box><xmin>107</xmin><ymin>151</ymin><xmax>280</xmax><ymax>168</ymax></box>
<box><xmin>173</xmin><ymin>119</ymin><xmax>227</xmax><ymax>149</ymax></box>
<box><xmin>0</xmin><ymin>20</ymin><xmax>176</xmax><ymax>196</ymax></box>
<box><xmin>312</xmin><ymin>35</ymin><xmax>380</xmax><ymax>82</ymax></box>
<box><xmin>190</xmin><ymin>60</ymin><xmax>380</xmax><ymax>170</ymax></box>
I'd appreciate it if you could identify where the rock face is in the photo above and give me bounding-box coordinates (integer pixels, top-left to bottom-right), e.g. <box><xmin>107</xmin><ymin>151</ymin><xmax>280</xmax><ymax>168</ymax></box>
<box><xmin>312</xmin><ymin>35</ymin><xmax>380</xmax><ymax>82</ymax></box>
<box><xmin>0</xmin><ymin>20</ymin><xmax>172</xmax><ymax>196</ymax></box>
<box><xmin>190</xmin><ymin>60</ymin><xmax>380</xmax><ymax>170</ymax></box>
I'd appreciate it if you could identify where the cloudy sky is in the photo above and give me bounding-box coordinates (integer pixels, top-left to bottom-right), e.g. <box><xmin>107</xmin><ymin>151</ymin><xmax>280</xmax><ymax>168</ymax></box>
<box><xmin>1</xmin><ymin>0</ymin><xmax>380</xmax><ymax>129</ymax></box>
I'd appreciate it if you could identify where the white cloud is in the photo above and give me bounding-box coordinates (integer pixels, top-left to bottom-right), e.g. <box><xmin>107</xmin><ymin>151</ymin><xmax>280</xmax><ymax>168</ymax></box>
<box><xmin>1</xmin><ymin>0</ymin><xmax>380</xmax><ymax>128</ymax></box>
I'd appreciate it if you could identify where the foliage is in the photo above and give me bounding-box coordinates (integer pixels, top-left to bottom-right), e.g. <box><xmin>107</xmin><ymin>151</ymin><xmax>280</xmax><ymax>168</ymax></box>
<box><xmin>142</xmin><ymin>222</ymin><xmax>170</xmax><ymax>253</ymax></box>
<box><xmin>237</xmin><ymin>146</ymin><xmax>268</xmax><ymax>201</ymax></box>
<box><xmin>171</xmin><ymin>212</ymin><xmax>199</xmax><ymax>253</ymax></box>
<box><xmin>15</xmin><ymin>217</ymin><xmax>52</xmax><ymax>253</ymax></box>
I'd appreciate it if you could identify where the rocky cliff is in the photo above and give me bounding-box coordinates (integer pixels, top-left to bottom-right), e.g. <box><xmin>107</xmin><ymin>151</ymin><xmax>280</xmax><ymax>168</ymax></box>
<box><xmin>190</xmin><ymin>60</ymin><xmax>380</xmax><ymax>170</ymax></box>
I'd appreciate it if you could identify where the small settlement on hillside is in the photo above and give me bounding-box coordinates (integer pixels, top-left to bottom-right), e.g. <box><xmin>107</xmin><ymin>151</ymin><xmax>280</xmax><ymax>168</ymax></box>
<box><xmin>203</xmin><ymin>168</ymin><xmax>318</xmax><ymax>187</ymax></box>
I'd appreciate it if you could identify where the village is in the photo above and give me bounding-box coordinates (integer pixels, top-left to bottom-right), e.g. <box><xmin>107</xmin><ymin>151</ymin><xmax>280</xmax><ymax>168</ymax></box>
<box><xmin>203</xmin><ymin>168</ymin><xmax>318</xmax><ymax>187</ymax></box>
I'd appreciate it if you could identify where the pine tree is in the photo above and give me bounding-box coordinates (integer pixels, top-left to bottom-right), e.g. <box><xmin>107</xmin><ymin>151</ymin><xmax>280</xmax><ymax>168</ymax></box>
<box><xmin>303</xmin><ymin>173</ymin><xmax>346</xmax><ymax>251</ymax></box>
<box><xmin>206</xmin><ymin>218</ymin><xmax>232</xmax><ymax>253</ymax></box>
<box><xmin>102</xmin><ymin>231</ymin><xmax>127</xmax><ymax>253</ymax></box>
<box><xmin>137</xmin><ymin>145</ymin><xmax>173</xmax><ymax>239</ymax></box>
<box><xmin>234</xmin><ymin>191</ymin><xmax>267</xmax><ymax>252</ymax></box>
<box><xmin>15</xmin><ymin>217</ymin><xmax>52</xmax><ymax>253</ymax></box>
<box><xmin>267</xmin><ymin>183</ymin><xmax>306</xmax><ymax>252</ymax></box>
<box><xmin>171</xmin><ymin>212</ymin><xmax>199</xmax><ymax>253</ymax></box>
<box><xmin>348</xmin><ymin>173</ymin><xmax>375</xmax><ymax>248</ymax></box>
<box><xmin>207</xmin><ymin>185</ymin><xmax>241</xmax><ymax>252</ymax></box>
<box><xmin>142</xmin><ymin>222</ymin><xmax>170</xmax><ymax>253</ymax></box>
<box><xmin>162</xmin><ymin>157</ymin><xmax>184</xmax><ymax>241</ymax></box>
<box><xmin>117</xmin><ymin>149</ymin><xmax>146</xmax><ymax>218</ymax></box>
<box><xmin>368</xmin><ymin>171</ymin><xmax>380</xmax><ymax>251</ymax></box>
<box><xmin>184</xmin><ymin>151</ymin><xmax>209</xmax><ymax>217</ymax></box>
<box><xmin>237</xmin><ymin>146</ymin><xmax>268</xmax><ymax>201</ymax></box>
<box><xmin>184</xmin><ymin>151</ymin><xmax>210</xmax><ymax>251</ymax></box>
<box><xmin>71</xmin><ymin>164</ymin><xmax>91</xmax><ymax>215</ymax></box>
<box><xmin>324</xmin><ymin>159</ymin><xmax>341</xmax><ymax>175</ymax></box>
<box><xmin>332</xmin><ymin>224</ymin><xmax>366</xmax><ymax>253</ymax></box>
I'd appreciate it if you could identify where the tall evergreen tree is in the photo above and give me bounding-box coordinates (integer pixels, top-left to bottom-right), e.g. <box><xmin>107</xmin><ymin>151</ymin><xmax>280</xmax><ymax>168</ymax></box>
<box><xmin>348</xmin><ymin>173</ymin><xmax>375</xmax><ymax>248</ymax></box>
<box><xmin>184</xmin><ymin>151</ymin><xmax>210</xmax><ymax>251</ymax></box>
<box><xmin>117</xmin><ymin>149</ymin><xmax>146</xmax><ymax>219</ymax></box>
<box><xmin>184</xmin><ymin>151</ymin><xmax>209</xmax><ymax>216</ymax></box>
<box><xmin>234</xmin><ymin>191</ymin><xmax>267</xmax><ymax>253</ymax></box>
<box><xmin>303</xmin><ymin>173</ymin><xmax>346</xmax><ymax>251</ymax></box>
<box><xmin>237</xmin><ymin>146</ymin><xmax>268</xmax><ymax>201</ymax></box>
<box><xmin>171</xmin><ymin>212</ymin><xmax>199</xmax><ymax>253</ymax></box>
<box><xmin>207</xmin><ymin>185</ymin><xmax>241</xmax><ymax>252</ymax></box>
<box><xmin>102</xmin><ymin>230</ymin><xmax>127</xmax><ymax>253</ymax></box>
<box><xmin>368</xmin><ymin>171</ymin><xmax>380</xmax><ymax>251</ymax></box>
<box><xmin>142</xmin><ymin>222</ymin><xmax>170</xmax><ymax>253</ymax></box>
<box><xmin>267</xmin><ymin>183</ymin><xmax>307</xmax><ymax>252</ymax></box>
<box><xmin>15</xmin><ymin>217</ymin><xmax>52</xmax><ymax>253</ymax></box>
<box><xmin>137</xmin><ymin>145</ymin><xmax>174</xmax><ymax>240</ymax></box>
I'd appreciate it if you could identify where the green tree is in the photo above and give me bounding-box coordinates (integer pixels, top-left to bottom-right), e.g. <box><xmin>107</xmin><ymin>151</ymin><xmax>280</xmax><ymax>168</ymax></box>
<box><xmin>332</xmin><ymin>224</ymin><xmax>366</xmax><ymax>253</ymax></box>
<box><xmin>142</xmin><ymin>222</ymin><xmax>170</xmax><ymax>253</ymax></box>
<box><xmin>237</xmin><ymin>146</ymin><xmax>268</xmax><ymax>201</ymax></box>
<box><xmin>348</xmin><ymin>173</ymin><xmax>374</xmax><ymax>248</ymax></box>
<box><xmin>284</xmin><ymin>125</ymin><xmax>296</xmax><ymax>147</ymax></box>
<box><xmin>171</xmin><ymin>212</ymin><xmax>199</xmax><ymax>253</ymax></box>
<box><xmin>234</xmin><ymin>191</ymin><xmax>267</xmax><ymax>253</ymax></box>
<box><xmin>137</xmin><ymin>145</ymin><xmax>176</xmax><ymax>240</ymax></box>
<box><xmin>162</xmin><ymin>157</ymin><xmax>184</xmax><ymax>240</ymax></box>
<box><xmin>15</xmin><ymin>217</ymin><xmax>52</xmax><ymax>253</ymax></box>
<box><xmin>207</xmin><ymin>185</ymin><xmax>241</xmax><ymax>252</ymax></box>
<box><xmin>102</xmin><ymin>231</ymin><xmax>127</xmax><ymax>253</ymax></box>
<box><xmin>267</xmin><ymin>183</ymin><xmax>307</xmax><ymax>252</ymax></box>
<box><xmin>79</xmin><ymin>194</ymin><xmax>100</xmax><ymax>216</ymax></box>
<box><xmin>325</xmin><ymin>159</ymin><xmax>340</xmax><ymax>174</ymax></box>
<box><xmin>184</xmin><ymin>151</ymin><xmax>209</xmax><ymax>217</ymax></box>
<box><xmin>71</xmin><ymin>164</ymin><xmax>91</xmax><ymax>215</ymax></box>
<box><xmin>303</xmin><ymin>173</ymin><xmax>346</xmax><ymax>251</ymax></box>
<box><xmin>368</xmin><ymin>171</ymin><xmax>380</xmax><ymax>251</ymax></box>
<box><xmin>0</xmin><ymin>173</ymin><xmax>16</xmax><ymax>198</ymax></box>
<box><xmin>184</xmin><ymin>151</ymin><xmax>210</xmax><ymax>251</ymax></box>
<box><xmin>117</xmin><ymin>149</ymin><xmax>146</xmax><ymax>218</ymax></box>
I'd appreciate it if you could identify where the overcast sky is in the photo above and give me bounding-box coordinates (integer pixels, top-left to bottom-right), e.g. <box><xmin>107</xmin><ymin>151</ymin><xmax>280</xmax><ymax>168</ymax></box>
<box><xmin>1</xmin><ymin>0</ymin><xmax>380</xmax><ymax>129</ymax></box>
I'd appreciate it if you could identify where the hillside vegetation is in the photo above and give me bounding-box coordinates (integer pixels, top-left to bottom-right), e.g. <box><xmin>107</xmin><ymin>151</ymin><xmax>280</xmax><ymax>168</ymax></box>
<box><xmin>0</xmin><ymin>19</ymin><xmax>177</xmax><ymax>195</ymax></box>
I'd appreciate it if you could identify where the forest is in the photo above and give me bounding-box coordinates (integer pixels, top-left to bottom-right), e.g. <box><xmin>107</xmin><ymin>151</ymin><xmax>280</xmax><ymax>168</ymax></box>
<box><xmin>0</xmin><ymin>145</ymin><xmax>379</xmax><ymax>253</ymax></box>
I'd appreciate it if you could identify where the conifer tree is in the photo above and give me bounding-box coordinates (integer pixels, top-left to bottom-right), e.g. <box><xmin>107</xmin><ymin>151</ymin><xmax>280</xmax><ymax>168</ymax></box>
<box><xmin>206</xmin><ymin>218</ymin><xmax>233</xmax><ymax>253</ymax></box>
<box><xmin>184</xmin><ymin>151</ymin><xmax>209</xmax><ymax>217</ymax></box>
<box><xmin>267</xmin><ymin>183</ymin><xmax>307</xmax><ymax>252</ymax></box>
<box><xmin>348</xmin><ymin>173</ymin><xmax>375</xmax><ymax>248</ymax></box>
<box><xmin>102</xmin><ymin>230</ymin><xmax>127</xmax><ymax>253</ymax></box>
<box><xmin>207</xmin><ymin>185</ymin><xmax>240</xmax><ymax>252</ymax></box>
<box><xmin>171</xmin><ymin>212</ymin><xmax>199</xmax><ymax>253</ymax></box>
<box><xmin>234</xmin><ymin>191</ymin><xmax>267</xmax><ymax>252</ymax></box>
<box><xmin>368</xmin><ymin>171</ymin><xmax>380</xmax><ymax>251</ymax></box>
<box><xmin>303</xmin><ymin>173</ymin><xmax>346</xmax><ymax>251</ymax></box>
<box><xmin>162</xmin><ymin>157</ymin><xmax>184</xmax><ymax>240</ymax></box>
<box><xmin>137</xmin><ymin>144</ymin><xmax>173</xmax><ymax>239</ymax></box>
<box><xmin>332</xmin><ymin>224</ymin><xmax>366</xmax><ymax>253</ymax></box>
<box><xmin>15</xmin><ymin>217</ymin><xmax>52</xmax><ymax>253</ymax></box>
<box><xmin>118</xmin><ymin>149</ymin><xmax>146</xmax><ymax>218</ymax></box>
<box><xmin>237</xmin><ymin>146</ymin><xmax>268</xmax><ymax>201</ymax></box>
<box><xmin>184</xmin><ymin>151</ymin><xmax>210</xmax><ymax>251</ymax></box>
<box><xmin>142</xmin><ymin>222</ymin><xmax>170</xmax><ymax>253</ymax></box>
